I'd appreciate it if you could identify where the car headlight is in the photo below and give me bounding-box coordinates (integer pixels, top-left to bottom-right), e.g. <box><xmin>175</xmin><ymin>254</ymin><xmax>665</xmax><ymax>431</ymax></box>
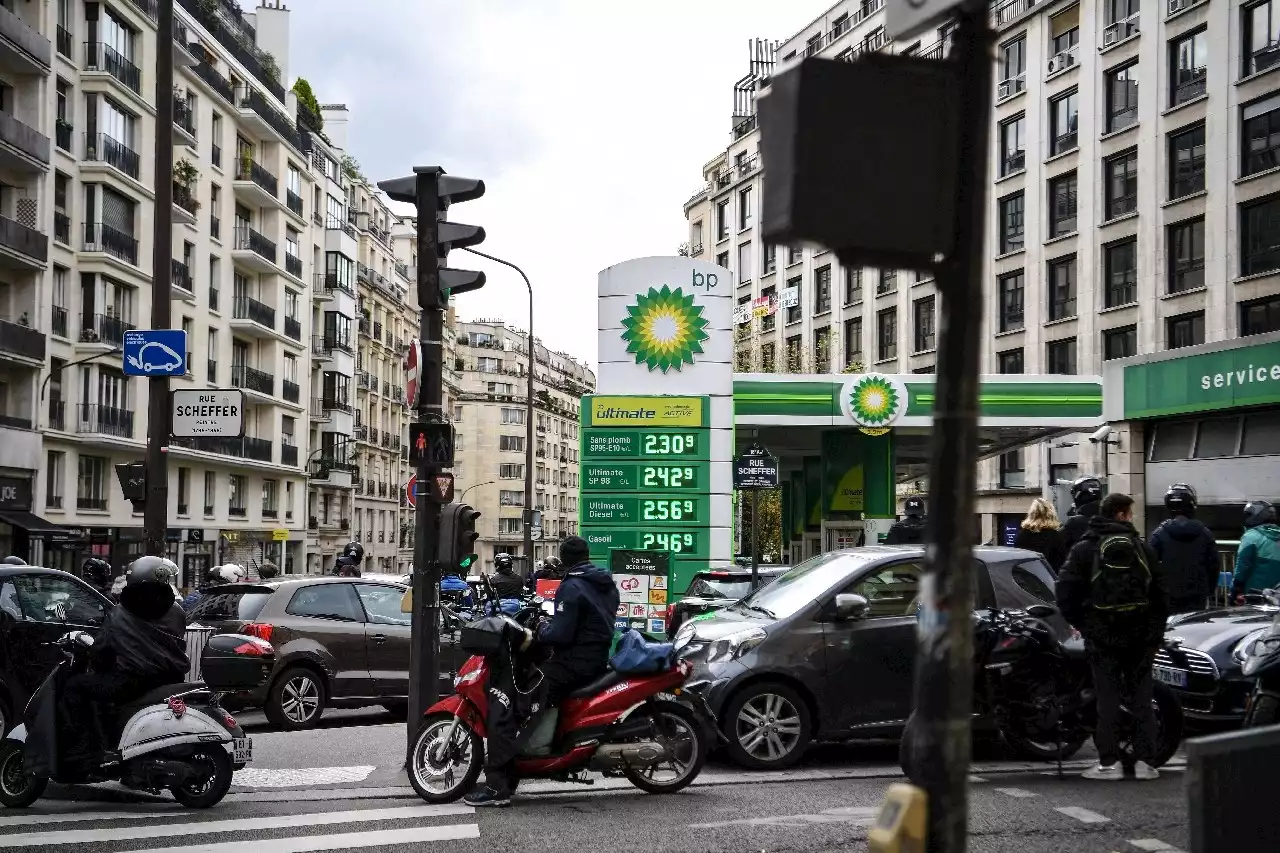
<box><xmin>1234</xmin><ymin>628</ymin><xmax>1269</xmax><ymax>666</ymax></box>
<box><xmin>705</xmin><ymin>628</ymin><xmax>768</xmax><ymax>664</ymax></box>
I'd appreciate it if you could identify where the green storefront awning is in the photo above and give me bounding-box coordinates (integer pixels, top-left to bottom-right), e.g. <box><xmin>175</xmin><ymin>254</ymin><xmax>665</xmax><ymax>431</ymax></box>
<box><xmin>1110</xmin><ymin>335</ymin><xmax>1280</xmax><ymax>420</ymax></box>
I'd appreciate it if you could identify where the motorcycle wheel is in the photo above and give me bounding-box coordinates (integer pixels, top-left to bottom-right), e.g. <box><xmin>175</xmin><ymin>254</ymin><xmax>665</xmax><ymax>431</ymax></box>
<box><xmin>1118</xmin><ymin>682</ymin><xmax>1185</xmax><ymax>769</ymax></box>
<box><xmin>169</xmin><ymin>746</ymin><xmax>233</xmax><ymax>808</ymax></box>
<box><xmin>408</xmin><ymin>713</ymin><xmax>483</xmax><ymax>804</ymax></box>
<box><xmin>1000</xmin><ymin>730</ymin><xmax>1088</xmax><ymax>763</ymax></box>
<box><xmin>0</xmin><ymin>741</ymin><xmax>45</xmax><ymax>809</ymax></box>
<box><xmin>1245</xmin><ymin>693</ymin><xmax>1280</xmax><ymax>727</ymax></box>
<box><xmin>623</xmin><ymin>701</ymin><xmax>708</xmax><ymax>795</ymax></box>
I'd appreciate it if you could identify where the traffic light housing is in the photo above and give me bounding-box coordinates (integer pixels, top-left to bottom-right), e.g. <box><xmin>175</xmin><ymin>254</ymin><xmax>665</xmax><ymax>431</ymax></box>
<box><xmin>378</xmin><ymin>169</ymin><xmax>487</xmax><ymax>304</ymax></box>
<box><xmin>437</xmin><ymin>503</ymin><xmax>481</xmax><ymax>574</ymax></box>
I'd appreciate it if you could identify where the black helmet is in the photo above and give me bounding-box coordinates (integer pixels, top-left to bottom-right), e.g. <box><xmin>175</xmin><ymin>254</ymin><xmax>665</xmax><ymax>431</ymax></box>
<box><xmin>333</xmin><ymin>554</ymin><xmax>361</xmax><ymax>577</ymax></box>
<box><xmin>1244</xmin><ymin>500</ymin><xmax>1277</xmax><ymax>529</ymax></box>
<box><xmin>903</xmin><ymin>496</ymin><xmax>926</xmax><ymax>518</ymax></box>
<box><xmin>494</xmin><ymin>553</ymin><xmax>514</xmax><ymax>573</ymax></box>
<box><xmin>120</xmin><ymin>556</ymin><xmax>179</xmax><ymax>619</ymax></box>
<box><xmin>543</xmin><ymin>556</ymin><xmax>562</xmax><ymax>570</ymax></box>
<box><xmin>81</xmin><ymin>557</ymin><xmax>113</xmax><ymax>589</ymax></box>
<box><xmin>1070</xmin><ymin>476</ymin><xmax>1103</xmax><ymax>507</ymax></box>
<box><xmin>341</xmin><ymin>541</ymin><xmax>364</xmax><ymax>562</ymax></box>
<box><xmin>1164</xmin><ymin>483</ymin><xmax>1198</xmax><ymax>515</ymax></box>
<box><xmin>258</xmin><ymin>563</ymin><xmax>280</xmax><ymax>580</ymax></box>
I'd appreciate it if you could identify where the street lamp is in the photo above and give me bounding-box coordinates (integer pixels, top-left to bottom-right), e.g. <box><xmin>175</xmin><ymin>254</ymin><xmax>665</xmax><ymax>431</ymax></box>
<box><xmin>459</xmin><ymin>480</ymin><xmax>494</xmax><ymax>503</ymax></box>
<box><xmin>460</xmin><ymin>247</ymin><xmax>537</xmax><ymax>568</ymax></box>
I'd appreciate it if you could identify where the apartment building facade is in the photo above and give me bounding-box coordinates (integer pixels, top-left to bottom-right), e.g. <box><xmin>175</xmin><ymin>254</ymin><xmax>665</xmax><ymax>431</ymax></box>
<box><xmin>686</xmin><ymin>0</ymin><xmax>1280</xmax><ymax>535</ymax></box>
<box><xmin>451</xmin><ymin>320</ymin><xmax>594</xmax><ymax>571</ymax></box>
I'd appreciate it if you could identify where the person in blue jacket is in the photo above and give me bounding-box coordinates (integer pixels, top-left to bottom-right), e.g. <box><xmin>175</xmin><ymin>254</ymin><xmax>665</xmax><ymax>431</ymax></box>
<box><xmin>1234</xmin><ymin>500</ymin><xmax>1280</xmax><ymax>602</ymax></box>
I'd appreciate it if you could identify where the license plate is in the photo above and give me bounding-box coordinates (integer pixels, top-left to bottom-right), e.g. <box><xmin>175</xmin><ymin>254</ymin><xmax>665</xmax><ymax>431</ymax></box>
<box><xmin>233</xmin><ymin>737</ymin><xmax>252</xmax><ymax>762</ymax></box>
<box><xmin>1153</xmin><ymin>665</ymin><xmax>1188</xmax><ymax>688</ymax></box>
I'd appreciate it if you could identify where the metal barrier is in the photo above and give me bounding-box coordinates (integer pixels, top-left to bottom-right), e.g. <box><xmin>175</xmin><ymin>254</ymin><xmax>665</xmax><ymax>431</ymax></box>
<box><xmin>184</xmin><ymin>626</ymin><xmax>216</xmax><ymax>682</ymax></box>
<box><xmin>1187</xmin><ymin>724</ymin><xmax>1280</xmax><ymax>852</ymax></box>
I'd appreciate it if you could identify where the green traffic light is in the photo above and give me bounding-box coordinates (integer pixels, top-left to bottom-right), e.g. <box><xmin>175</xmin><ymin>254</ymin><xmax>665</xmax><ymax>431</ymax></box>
<box><xmin>459</xmin><ymin>554</ymin><xmax>476</xmax><ymax>570</ymax></box>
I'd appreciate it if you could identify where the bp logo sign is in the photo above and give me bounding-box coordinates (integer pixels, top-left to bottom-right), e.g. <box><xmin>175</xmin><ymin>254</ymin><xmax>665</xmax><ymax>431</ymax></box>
<box><xmin>620</xmin><ymin>285</ymin><xmax>710</xmax><ymax>373</ymax></box>
<box><xmin>841</xmin><ymin>373</ymin><xmax>907</xmax><ymax>427</ymax></box>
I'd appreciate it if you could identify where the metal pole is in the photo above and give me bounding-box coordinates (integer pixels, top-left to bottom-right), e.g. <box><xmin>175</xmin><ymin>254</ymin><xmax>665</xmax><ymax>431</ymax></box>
<box><xmin>408</xmin><ymin>170</ymin><xmax>445</xmax><ymax>758</ymax></box>
<box><xmin>912</xmin><ymin>6</ymin><xmax>994</xmax><ymax>852</ymax></box>
<box><xmin>145</xmin><ymin>0</ymin><xmax>175</xmax><ymax>559</ymax></box>
<box><xmin>750</xmin><ymin>488</ymin><xmax>759</xmax><ymax>589</ymax></box>
<box><xmin>459</xmin><ymin>480</ymin><xmax>494</xmax><ymax>504</ymax></box>
<box><xmin>460</xmin><ymin>248</ymin><xmax>535</xmax><ymax>575</ymax></box>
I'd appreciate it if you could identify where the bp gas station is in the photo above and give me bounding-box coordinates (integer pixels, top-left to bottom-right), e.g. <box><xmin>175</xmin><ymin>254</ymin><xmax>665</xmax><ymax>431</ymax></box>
<box><xmin>580</xmin><ymin>257</ymin><xmax>1105</xmax><ymax>629</ymax></box>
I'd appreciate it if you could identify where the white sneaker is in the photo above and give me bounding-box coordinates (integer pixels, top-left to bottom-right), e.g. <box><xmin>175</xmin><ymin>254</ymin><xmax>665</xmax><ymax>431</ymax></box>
<box><xmin>1132</xmin><ymin>761</ymin><xmax>1160</xmax><ymax>780</ymax></box>
<box><xmin>1081</xmin><ymin>763</ymin><xmax>1124</xmax><ymax>780</ymax></box>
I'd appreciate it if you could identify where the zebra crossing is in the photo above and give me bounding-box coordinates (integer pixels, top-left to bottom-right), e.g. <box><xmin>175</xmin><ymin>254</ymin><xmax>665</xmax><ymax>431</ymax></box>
<box><xmin>0</xmin><ymin>800</ymin><xmax>481</xmax><ymax>853</ymax></box>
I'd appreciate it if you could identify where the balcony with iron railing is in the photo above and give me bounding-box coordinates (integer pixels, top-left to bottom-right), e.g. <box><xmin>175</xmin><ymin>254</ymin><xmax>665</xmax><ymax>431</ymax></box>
<box><xmin>173</xmin><ymin>182</ymin><xmax>199</xmax><ymax>222</ymax></box>
<box><xmin>82</xmin><ymin>223</ymin><xmax>137</xmax><ymax>265</ymax></box>
<box><xmin>53</xmin><ymin>214</ymin><xmax>70</xmax><ymax>246</ymax></box>
<box><xmin>51</xmin><ymin>306</ymin><xmax>67</xmax><ymax>339</ymax></box>
<box><xmin>84</xmin><ymin>42</ymin><xmax>141</xmax><ymax>94</ymax></box>
<box><xmin>175</xmin><ymin>0</ymin><xmax>287</xmax><ymax>101</ymax></box>
<box><xmin>322</xmin><ymin>395</ymin><xmax>353</xmax><ymax>414</ymax></box>
<box><xmin>79</xmin><ymin>312</ymin><xmax>134</xmax><ymax>347</ymax></box>
<box><xmin>0</xmin><ymin>110</ymin><xmax>50</xmax><ymax>168</ymax></box>
<box><xmin>286</xmin><ymin>189</ymin><xmax>303</xmax><ymax>218</ymax></box>
<box><xmin>231</xmin><ymin>295</ymin><xmax>276</xmax><ymax>332</ymax></box>
<box><xmin>285</xmin><ymin>253</ymin><xmax>302</xmax><ymax>279</ymax></box>
<box><xmin>55</xmin><ymin>119</ymin><xmax>72</xmax><ymax>152</ymax></box>
<box><xmin>231</xmin><ymin>363</ymin><xmax>275</xmax><ymax>396</ymax></box>
<box><xmin>284</xmin><ymin>316</ymin><xmax>301</xmax><ymax>342</ymax></box>
<box><xmin>282</xmin><ymin>378</ymin><xmax>300</xmax><ymax>403</ymax></box>
<box><xmin>76</xmin><ymin>403</ymin><xmax>134</xmax><ymax>439</ymax></box>
<box><xmin>234</xmin><ymin>85</ymin><xmax>303</xmax><ymax>151</ymax></box>
<box><xmin>281</xmin><ymin>443</ymin><xmax>298</xmax><ymax>467</ymax></box>
<box><xmin>232</xmin><ymin>225</ymin><xmax>277</xmax><ymax>266</ymax></box>
<box><xmin>0</xmin><ymin>215</ymin><xmax>47</xmax><ymax>265</ymax></box>
<box><xmin>172</xmin><ymin>435</ymin><xmax>273</xmax><ymax>463</ymax></box>
<box><xmin>171</xmin><ymin>258</ymin><xmax>193</xmax><ymax>296</ymax></box>
<box><xmin>55</xmin><ymin>26</ymin><xmax>72</xmax><ymax>61</ymax></box>
<box><xmin>83</xmin><ymin>133</ymin><xmax>140</xmax><ymax>180</ymax></box>
<box><xmin>209</xmin><ymin>286</ymin><xmax>220</xmax><ymax>312</ymax></box>
<box><xmin>235</xmin><ymin>153</ymin><xmax>278</xmax><ymax>198</ymax></box>
<box><xmin>48</xmin><ymin>398</ymin><xmax>65</xmax><ymax>431</ymax></box>
<box><xmin>0</xmin><ymin>317</ymin><xmax>44</xmax><ymax>362</ymax></box>
<box><xmin>325</xmin><ymin>215</ymin><xmax>357</xmax><ymax>240</ymax></box>
<box><xmin>173</xmin><ymin>96</ymin><xmax>196</xmax><ymax>141</ymax></box>
<box><xmin>190</xmin><ymin>58</ymin><xmax>235</xmax><ymax>105</ymax></box>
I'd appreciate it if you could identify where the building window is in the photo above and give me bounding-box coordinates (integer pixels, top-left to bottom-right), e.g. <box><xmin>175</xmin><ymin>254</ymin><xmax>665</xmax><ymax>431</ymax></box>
<box><xmin>877</xmin><ymin>268</ymin><xmax>897</xmax><ymax>295</ymax></box>
<box><xmin>844</xmin><ymin>317</ymin><xmax>863</xmax><ymax>367</ymax></box>
<box><xmin>738</xmin><ymin>241</ymin><xmax>754</xmax><ymax>282</ymax></box>
<box><xmin>1169</xmin><ymin>122</ymin><xmax>1206</xmax><ymax>199</ymax></box>
<box><xmin>998</xmin><ymin>270</ymin><xmax>1025</xmax><ymax>332</ymax></box>
<box><xmin>262</xmin><ymin>480</ymin><xmax>279</xmax><ymax>517</ymax></box>
<box><xmin>715</xmin><ymin>200</ymin><xmax>729</xmax><ymax>240</ymax></box>
<box><xmin>913</xmin><ymin>295</ymin><xmax>936</xmax><ymax>353</ymax></box>
<box><xmin>203</xmin><ymin>471</ymin><xmax>215</xmax><ymax>515</ymax></box>
<box><xmin>761</xmin><ymin>285</ymin><xmax>776</xmax><ymax>331</ymax></box>
<box><xmin>499</xmin><ymin>435</ymin><xmax>525</xmax><ymax>452</ymax></box>
<box><xmin>1047</xmin><ymin>338</ymin><xmax>1077</xmax><ymax>374</ymax></box>
<box><xmin>1244</xmin><ymin>0</ymin><xmax>1280</xmax><ymax>78</ymax></box>
<box><xmin>45</xmin><ymin>451</ymin><xmax>64</xmax><ymax>509</ymax></box>
<box><xmin>1048</xmin><ymin>171</ymin><xmax>1077</xmax><ymax>237</ymax></box>
<box><xmin>1047</xmin><ymin>255</ymin><xmax>1076</xmax><ymax>321</ymax></box>
<box><xmin>999</xmin><ymin>114</ymin><xmax>1026</xmax><ymax>176</ymax></box>
<box><xmin>785</xmin><ymin>275</ymin><xmax>803</xmax><ymax>324</ymax></box>
<box><xmin>813</xmin><ymin>326</ymin><xmax>831</xmax><ymax>371</ymax></box>
<box><xmin>1242</xmin><ymin>92</ymin><xmax>1280</xmax><ymax>177</ymax></box>
<box><xmin>500</xmin><ymin>407</ymin><xmax>525</xmax><ymax>425</ymax></box>
<box><xmin>1168</xmin><ymin>217</ymin><xmax>1205</xmax><ymax>294</ymax></box>
<box><xmin>1170</xmin><ymin>29</ymin><xmax>1208</xmax><ymax>106</ymax></box>
<box><xmin>761</xmin><ymin>342</ymin><xmax>775</xmax><ymax>372</ymax></box>
<box><xmin>814</xmin><ymin>265</ymin><xmax>831</xmax><ymax>313</ymax></box>
<box><xmin>1000</xmin><ymin>450</ymin><xmax>1026</xmax><ymax>489</ymax></box>
<box><xmin>738</xmin><ymin>186</ymin><xmax>752</xmax><ymax>230</ymax></box>
<box><xmin>787</xmin><ymin>246</ymin><xmax>803</xmax><ymax>265</ymax></box>
<box><xmin>76</xmin><ymin>455</ymin><xmax>108</xmax><ymax>510</ymax></box>
<box><xmin>785</xmin><ymin>335</ymin><xmax>802</xmax><ymax>372</ymax></box>
<box><xmin>499</xmin><ymin>463</ymin><xmax>523</xmax><ymax>479</ymax></box>
<box><xmin>763</xmin><ymin>243</ymin><xmax>776</xmax><ymax>274</ymax></box>
<box><xmin>1103</xmin><ymin>325</ymin><xmax>1137</xmax><ymax>360</ymax></box>
<box><xmin>877</xmin><ymin>307</ymin><xmax>897</xmax><ymax>361</ymax></box>
<box><xmin>716</xmin><ymin>250</ymin><xmax>729</xmax><ymax>269</ymax></box>
<box><xmin>998</xmin><ymin>35</ymin><xmax>1026</xmax><ymax>97</ymax></box>
<box><xmin>1167</xmin><ymin>311</ymin><xmax>1205</xmax><ymax>349</ymax></box>
<box><xmin>1049</xmin><ymin>7</ymin><xmax>1080</xmax><ymax>68</ymax></box>
<box><xmin>1104</xmin><ymin>238</ymin><xmax>1138</xmax><ymax>307</ymax></box>
<box><xmin>690</xmin><ymin>221</ymin><xmax>703</xmax><ymax>253</ymax></box>
<box><xmin>844</xmin><ymin>267</ymin><xmax>862</xmax><ymax>304</ymax></box>
<box><xmin>1050</xmin><ymin>89</ymin><xmax>1079</xmax><ymax>155</ymax></box>
<box><xmin>228</xmin><ymin>475</ymin><xmax>246</xmax><ymax>515</ymax></box>
<box><xmin>1105</xmin><ymin>63</ymin><xmax>1139</xmax><ymax>133</ymax></box>
<box><xmin>998</xmin><ymin>191</ymin><xmax>1024</xmax><ymax>254</ymax></box>
<box><xmin>1104</xmin><ymin>0</ymin><xmax>1140</xmax><ymax>43</ymax></box>
<box><xmin>1241</xmin><ymin>193</ymin><xmax>1280</xmax><ymax>276</ymax></box>
<box><xmin>1242</xmin><ymin>293</ymin><xmax>1280</xmax><ymax>335</ymax></box>
<box><xmin>1104</xmin><ymin>149</ymin><xmax>1138</xmax><ymax>219</ymax></box>
<box><xmin>997</xmin><ymin>348</ymin><xmax>1024</xmax><ymax>374</ymax></box>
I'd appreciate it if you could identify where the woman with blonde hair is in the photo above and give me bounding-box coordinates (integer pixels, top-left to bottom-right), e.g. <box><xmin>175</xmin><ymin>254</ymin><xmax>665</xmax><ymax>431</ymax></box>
<box><xmin>1014</xmin><ymin>498</ymin><xmax>1068</xmax><ymax>573</ymax></box>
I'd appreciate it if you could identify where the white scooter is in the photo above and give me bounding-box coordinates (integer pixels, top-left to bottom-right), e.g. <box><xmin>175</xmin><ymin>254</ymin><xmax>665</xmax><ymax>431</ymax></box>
<box><xmin>0</xmin><ymin>631</ymin><xmax>256</xmax><ymax>809</ymax></box>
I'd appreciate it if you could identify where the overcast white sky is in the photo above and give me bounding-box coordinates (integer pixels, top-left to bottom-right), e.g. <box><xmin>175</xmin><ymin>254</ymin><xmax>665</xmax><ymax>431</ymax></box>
<box><xmin>275</xmin><ymin>0</ymin><xmax>832</xmax><ymax>370</ymax></box>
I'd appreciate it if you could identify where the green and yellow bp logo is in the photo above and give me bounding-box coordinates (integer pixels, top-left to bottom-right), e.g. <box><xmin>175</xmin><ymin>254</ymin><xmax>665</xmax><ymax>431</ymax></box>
<box><xmin>620</xmin><ymin>285</ymin><xmax>710</xmax><ymax>373</ymax></box>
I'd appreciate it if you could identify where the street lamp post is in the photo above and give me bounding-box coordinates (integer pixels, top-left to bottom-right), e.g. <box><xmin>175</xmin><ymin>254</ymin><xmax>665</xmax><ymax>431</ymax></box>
<box><xmin>461</xmin><ymin>248</ymin><xmax>536</xmax><ymax>573</ymax></box>
<box><xmin>459</xmin><ymin>480</ymin><xmax>495</xmax><ymax>504</ymax></box>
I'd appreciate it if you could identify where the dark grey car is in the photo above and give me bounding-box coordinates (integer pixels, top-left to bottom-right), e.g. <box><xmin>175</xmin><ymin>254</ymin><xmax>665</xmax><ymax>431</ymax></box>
<box><xmin>187</xmin><ymin>577</ymin><xmax>463</xmax><ymax>729</ymax></box>
<box><xmin>675</xmin><ymin>546</ymin><xmax>1066</xmax><ymax>770</ymax></box>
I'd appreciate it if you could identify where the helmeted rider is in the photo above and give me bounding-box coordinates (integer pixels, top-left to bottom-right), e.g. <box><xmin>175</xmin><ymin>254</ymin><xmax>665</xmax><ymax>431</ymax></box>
<box><xmin>527</xmin><ymin>556</ymin><xmax>565</xmax><ymax>593</ymax></box>
<box><xmin>884</xmin><ymin>496</ymin><xmax>928</xmax><ymax>545</ymax></box>
<box><xmin>1062</xmin><ymin>476</ymin><xmax>1104</xmax><ymax>552</ymax></box>
<box><xmin>1148</xmin><ymin>483</ymin><xmax>1219</xmax><ymax>614</ymax></box>
<box><xmin>1233</xmin><ymin>500</ymin><xmax>1280</xmax><ymax>604</ymax></box>
<box><xmin>489</xmin><ymin>552</ymin><xmax>524</xmax><ymax>600</ymax></box>
<box><xmin>80</xmin><ymin>558</ymin><xmax>114</xmax><ymax>598</ymax></box>
<box><xmin>60</xmin><ymin>556</ymin><xmax>189</xmax><ymax>776</ymax></box>
<box><xmin>181</xmin><ymin>564</ymin><xmax>244</xmax><ymax>612</ymax></box>
<box><xmin>257</xmin><ymin>562</ymin><xmax>280</xmax><ymax>580</ymax></box>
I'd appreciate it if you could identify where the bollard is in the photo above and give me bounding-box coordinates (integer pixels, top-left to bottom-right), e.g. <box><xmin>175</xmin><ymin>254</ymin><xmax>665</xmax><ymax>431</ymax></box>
<box><xmin>1186</xmin><ymin>724</ymin><xmax>1280</xmax><ymax>851</ymax></box>
<box><xmin>868</xmin><ymin>783</ymin><xmax>927</xmax><ymax>853</ymax></box>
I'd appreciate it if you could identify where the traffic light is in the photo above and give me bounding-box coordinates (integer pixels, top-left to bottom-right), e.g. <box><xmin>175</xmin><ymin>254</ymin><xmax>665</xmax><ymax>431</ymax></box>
<box><xmin>378</xmin><ymin>168</ymin><xmax>487</xmax><ymax>305</ymax></box>
<box><xmin>437</xmin><ymin>503</ymin><xmax>481</xmax><ymax>574</ymax></box>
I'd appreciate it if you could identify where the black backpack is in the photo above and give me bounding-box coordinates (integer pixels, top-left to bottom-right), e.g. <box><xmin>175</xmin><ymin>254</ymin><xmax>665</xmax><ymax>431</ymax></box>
<box><xmin>1089</xmin><ymin>534</ymin><xmax>1152</xmax><ymax>614</ymax></box>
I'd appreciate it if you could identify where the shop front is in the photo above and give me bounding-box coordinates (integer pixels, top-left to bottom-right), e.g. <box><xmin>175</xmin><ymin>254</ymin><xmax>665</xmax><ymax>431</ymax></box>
<box><xmin>219</xmin><ymin>528</ymin><xmax>301</xmax><ymax>581</ymax></box>
<box><xmin>1103</xmin><ymin>332</ymin><xmax>1280</xmax><ymax>541</ymax></box>
<box><xmin>0</xmin><ymin>473</ymin><xmax>81</xmax><ymax>566</ymax></box>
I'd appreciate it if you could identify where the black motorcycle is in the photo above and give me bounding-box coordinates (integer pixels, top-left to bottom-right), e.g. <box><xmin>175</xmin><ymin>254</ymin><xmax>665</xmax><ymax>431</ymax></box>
<box><xmin>900</xmin><ymin>604</ymin><xmax>1184</xmax><ymax>779</ymax></box>
<box><xmin>1240</xmin><ymin>588</ymin><xmax>1280</xmax><ymax>726</ymax></box>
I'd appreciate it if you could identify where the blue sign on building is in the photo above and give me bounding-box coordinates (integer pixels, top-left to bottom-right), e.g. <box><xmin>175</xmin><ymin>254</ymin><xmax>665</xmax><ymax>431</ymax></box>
<box><xmin>123</xmin><ymin>330</ymin><xmax>188</xmax><ymax>377</ymax></box>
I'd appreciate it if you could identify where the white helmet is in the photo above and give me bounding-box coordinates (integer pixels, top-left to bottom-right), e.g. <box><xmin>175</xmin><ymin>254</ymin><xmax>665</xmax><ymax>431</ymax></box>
<box><xmin>210</xmin><ymin>564</ymin><xmax>245</xmax><ymax>585</ymax></box>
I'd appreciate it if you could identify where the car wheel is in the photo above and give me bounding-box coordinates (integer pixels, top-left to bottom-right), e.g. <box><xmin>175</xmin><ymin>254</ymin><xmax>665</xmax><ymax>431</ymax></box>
<box><xmin>722</xmin><ymin>682</ymin><xmax>811</xmax><ymax>770</ymax></box>
<box><xmin>264</xmin><ymin>667</ymin><xmax>327</xmax><ymax>730</ymax></box>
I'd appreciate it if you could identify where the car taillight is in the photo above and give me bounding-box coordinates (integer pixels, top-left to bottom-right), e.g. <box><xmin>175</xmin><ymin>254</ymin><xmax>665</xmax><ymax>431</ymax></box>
<box><xmin>221</xmin><ymin>710</ymin><xmax>238</xmax><ymax>729</ymax></box>
<box><xmin>167</xmin><ymin>696</ymin><xmax>187</xmax><ymax>717</ymax></box>
<box><xmin>242</xmin><ymin>623</ymin><xmax>273</xmax><ymax>643</ymax></box>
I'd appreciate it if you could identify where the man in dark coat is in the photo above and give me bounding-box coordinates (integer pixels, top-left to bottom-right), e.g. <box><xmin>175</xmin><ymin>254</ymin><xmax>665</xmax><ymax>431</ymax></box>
<box><xmin>1062</xmin><ymin>477</ymin><xmax>1104</xmax><ymax>552</ymax></box>
<box><xmin>1148</xmin><ymin>484</ymin><xmax>1219</xmax><ymax>614</ymax></box>
<box><xmin>885</xmin><ymin>496</ymin><xmax>928</xmax><ymax>545</ymax></box>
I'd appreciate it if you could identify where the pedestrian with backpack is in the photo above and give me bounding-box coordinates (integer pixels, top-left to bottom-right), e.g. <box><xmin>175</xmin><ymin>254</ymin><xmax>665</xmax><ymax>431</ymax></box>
<box><xmin>1056</xmin><ymin>492</ymin><xmax>1168</xmax><ymax>781</ymax></box>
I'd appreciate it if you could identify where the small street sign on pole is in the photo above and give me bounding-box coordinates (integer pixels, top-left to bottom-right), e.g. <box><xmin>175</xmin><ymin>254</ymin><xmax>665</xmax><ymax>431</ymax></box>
<box><xmin>733</xmin><ymin>442</ymin><xmax>779</xmax><ymax>592</ymax></box>
<box><xmin>171</xmin><ymin>389</ymin><xmax>245</xmax><ymax>438</ymax></box>
<box><xmin>403</xmin><ymin>339</ymin><xmax>422</xmax><ymax>410</ymax></box>
<box><xmin>405</xmin><ymin>474</ymin><xmax>418</xmax><ymax>509</ymax></box>
<box><xmin>428</xmin><ymin>473</ymin><xmax>455</xmax><ymax>504</ymax></box>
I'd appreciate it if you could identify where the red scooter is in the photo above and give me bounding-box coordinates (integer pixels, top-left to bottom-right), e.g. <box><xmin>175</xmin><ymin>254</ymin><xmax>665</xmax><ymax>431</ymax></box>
<box><xmin>407</xmin><ymin>606</ymin><xmax>713</xmax><ymax>803</ymax></box>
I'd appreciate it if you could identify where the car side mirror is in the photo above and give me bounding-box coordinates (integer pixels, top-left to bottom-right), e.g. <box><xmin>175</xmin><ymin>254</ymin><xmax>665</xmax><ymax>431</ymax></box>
<box><xmin>835</xmin><ymin>593</ymin><xmax>869</xmax><ymax>621</ymax></box>
<box><xmin>1026</xmin><ymin>604</ymin><xmax>1058</xmax><ymax>619</ymax></box>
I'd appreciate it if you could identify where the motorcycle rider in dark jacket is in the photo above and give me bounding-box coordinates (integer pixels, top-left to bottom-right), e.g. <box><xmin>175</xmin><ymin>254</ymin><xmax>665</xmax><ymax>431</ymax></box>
<box><xmin>490</xmin><ymin>553</ymin><xmax>525</xmax><ymax>600</ymax></box>
<box><xmin>1148</xmin><ymin>484</ymin><xmax>1219</xmax><ymax>614</ymax></box>
<box><xmin>884</xmin><ymin>496</ymin><xmax>928</xmax><ymax>545</ymax></box>
<box><xmin>466</xmin><ymin>537</ymin><xmax>620</xmax><ymax>808</ymax></box>
<box><xmin>1062</xmin><ymin>476</ymin><xmax>1104</xmax><ymax>553</ymax></box>
<box><xmin>527</xmin><ymin>556</ymin><xmax>565</xmax><ymax>593</ymax></box>
<box><xmin>61</xmin><ymin>556</ymin><xmax>190</xmax><ymax>775</ymax></box>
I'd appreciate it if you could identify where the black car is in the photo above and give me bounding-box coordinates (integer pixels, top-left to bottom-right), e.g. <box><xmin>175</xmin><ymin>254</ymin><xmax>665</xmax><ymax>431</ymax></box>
<box><xmin>668</xmin><ymin>568</ymin><xmax>789</xmax><ymax>636</ymax></box>
<box><xmin>675</xmin><ymin>546</ymin><xmax>1069</xmax><ymax>770</ymax></box>
<box><xmin>0</xmin><ymin>568</ymin><xmax>112</xmax><ymax>734</ymax></box>
<box><xmin>1156</xmin><ymin>604</ymin><xmax>1277</xmax><ymax>726</ymax></box>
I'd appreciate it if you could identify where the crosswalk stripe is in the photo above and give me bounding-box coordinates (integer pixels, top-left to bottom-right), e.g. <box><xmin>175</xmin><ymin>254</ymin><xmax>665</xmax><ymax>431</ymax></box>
<box><xmin>1054</xmin><ymin>806</ymin><xmax>1112</xmax><ymax>824</ymax></box>
<box><xmin>0</xmin><ymin>805</ymin><xmax>473</xmax><ymax>848</ymax></box>
<box><xmin>117</xmin><ymin>824</ymin><xmax>481</xmax><ymax>853</ymax></box>
<box><xmin>0</xmin><ymin>810</ymin><xmax>185</xmax><ymax>828</ymax></box>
